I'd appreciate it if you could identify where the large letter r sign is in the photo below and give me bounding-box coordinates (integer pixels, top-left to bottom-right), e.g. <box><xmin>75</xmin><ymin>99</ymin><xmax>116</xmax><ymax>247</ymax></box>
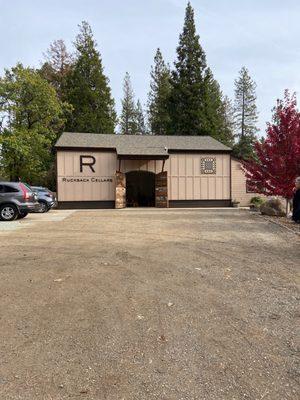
<box><xmin>80</xmin><ymin>155</ymin><xmax>96</xmax><ymax>173</ymax></box>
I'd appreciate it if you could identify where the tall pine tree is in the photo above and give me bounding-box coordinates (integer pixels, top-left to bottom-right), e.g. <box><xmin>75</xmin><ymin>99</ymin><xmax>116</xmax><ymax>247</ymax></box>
<box><xmin>168</xmin><ymin>2</ymin><xmax>207</xmax><ymax>135</ymax></box>
<box><xmin>201</xmin><ymin>69</ymin><xmax>235</xmax><ymax>146</ymax></box>
<box><xmin>233</xmin><ymin>67</ymin><xmax>258</xmax><ymax>159</ymax></box>
<box><xmin>65</xmin><ymin>21</ymin><xmax>116</xmax><ymax>133</ymax></box>
<box><xmin>135</xmin><ymin>100</ymin><xmax>146</xmax><ymax>135</ymax></box>
<box><xmin>219</xmin><ymin>95</ymin><xmax>235</xmax><ymax>147</ymax></box>
<box><xmin>147</xmin><ymin>48</ymin><xmax>171</xmax><ymax>135</ymax></box>
<box><xmin>40</xmin><ymin>39</ymin><xmax>73</xmax><ymax>100</ymax></box>
<box><xmin>120</xmin><ymin>72</ymin><xmax>138</xmax><ymax>135</ymax></box>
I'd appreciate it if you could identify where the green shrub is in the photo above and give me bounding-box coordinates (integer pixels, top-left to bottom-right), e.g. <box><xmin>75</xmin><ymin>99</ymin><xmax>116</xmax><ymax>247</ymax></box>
<box><xmin>250</xmin><ymin>196</ymin><xmax>265</xmax><ymax>208</ymax></box>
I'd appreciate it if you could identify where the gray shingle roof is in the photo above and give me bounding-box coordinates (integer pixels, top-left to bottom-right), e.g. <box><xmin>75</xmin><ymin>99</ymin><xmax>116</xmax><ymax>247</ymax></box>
<box><xmin>55</xmin><ymin>132</ymin><xmax>231</xmax><ymax>155</ymax></box>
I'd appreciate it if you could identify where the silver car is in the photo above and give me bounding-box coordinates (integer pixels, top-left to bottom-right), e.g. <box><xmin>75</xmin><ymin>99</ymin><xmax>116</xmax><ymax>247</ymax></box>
<box><xmin>30</xmin><ymin>186</ymin><xmax>57</xmax><ymax>213</ymax></box>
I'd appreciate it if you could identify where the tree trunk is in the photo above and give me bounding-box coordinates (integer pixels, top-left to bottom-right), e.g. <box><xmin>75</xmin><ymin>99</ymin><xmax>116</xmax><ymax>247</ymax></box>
<box><xmin>241</xmin><ymin>90</ymin><xmax>245</xmax><ymax>138</ymax></box>
<box><xmin>285</xmin><ymin>198</ymin><xmax>290</xmax><ymax>217</ymax></box>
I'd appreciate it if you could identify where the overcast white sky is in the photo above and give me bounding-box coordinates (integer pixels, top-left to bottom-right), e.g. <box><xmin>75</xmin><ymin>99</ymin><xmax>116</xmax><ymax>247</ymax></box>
<box><xmin>1</xmin><ymin>0</ymin><xmax>299</xmax><ymax>134</ymax></box>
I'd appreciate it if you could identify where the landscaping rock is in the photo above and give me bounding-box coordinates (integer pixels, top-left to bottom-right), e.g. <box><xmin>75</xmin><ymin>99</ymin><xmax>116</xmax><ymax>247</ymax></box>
<box><xmin>260</xmin><ymin>198</ymin><xmax>285</xmax><ymax>217</ymax></box>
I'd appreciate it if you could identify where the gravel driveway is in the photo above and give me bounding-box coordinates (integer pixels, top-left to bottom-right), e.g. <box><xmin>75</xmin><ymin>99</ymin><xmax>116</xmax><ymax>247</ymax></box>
<box><xmin>0</xmin><ymin>209</ymin><xmax>299</xmax><ymax>399</ymax></box>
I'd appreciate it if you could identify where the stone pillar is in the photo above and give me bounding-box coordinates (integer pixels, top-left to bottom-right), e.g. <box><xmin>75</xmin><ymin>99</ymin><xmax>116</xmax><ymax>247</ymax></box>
<box><xmin>115</xmin><ymin>171</ymin><xmax>126</xmax><ymax>209</ymax></box>
<box><xmin>155</xmin><ymin>171</ymin><xmax>168</xmax><ymax>208</ymax></box>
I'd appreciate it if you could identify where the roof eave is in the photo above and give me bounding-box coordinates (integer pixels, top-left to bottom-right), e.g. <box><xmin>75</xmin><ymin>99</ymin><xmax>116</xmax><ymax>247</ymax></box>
<box><xmin>168</xmin><ymin>149</ymin><xmax>232</xmax><ymax>154</ymax></box>
<box><xmin>117</xmin><ymin>154</ymin><xmax>169</xmax><ymax>160</ymax></box>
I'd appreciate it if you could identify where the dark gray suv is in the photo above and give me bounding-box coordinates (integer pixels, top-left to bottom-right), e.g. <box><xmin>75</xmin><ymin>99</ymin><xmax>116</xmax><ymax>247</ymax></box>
<box><xmin>0</xmin><ymin>182</ymin><xmax>39</xmax><ymax>221</ymax></box>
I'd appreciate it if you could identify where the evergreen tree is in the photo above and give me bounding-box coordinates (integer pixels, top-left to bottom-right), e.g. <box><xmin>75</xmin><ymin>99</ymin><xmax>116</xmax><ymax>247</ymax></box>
<box><xmin>135</xmin><ymin>100</ymin><xmax>146</xmax><ymax>134</ymax></box>
<box><xmin>148</xmin><ymin>48</ymin><xmax>171</xmax><ymax>135</ymax></box>
<box><xmin>201</xmin><ymin>69</ymin><xmax>224</xmax><ymax>140</ymax></box>
<box><xmin>40</xmin><ymin>39</ymin><xmax>73</xmax><ymax>100</ymax></box>
<box><xmin>168</xmin><ymin>2</ymin><xmax>207</xmax><ymax>135</ymax></box>
<box><xmin>65</xmin><ymin>21</ymin><xmax>116</xmax><ymax>133</ymax></box>
<box><xmin>233</xmin><ymin>67</ymin><xmax>258</xmax><ymax>159</ymax></box>
<box><xmin>219</xmin><ymin>95</ymin><xmax>235</xmax><ymax>147</ymax></box>
<box><xmin>120</xmin><ymin>72</ymin><xmax>138</xmax><ymax>135</ymax></box>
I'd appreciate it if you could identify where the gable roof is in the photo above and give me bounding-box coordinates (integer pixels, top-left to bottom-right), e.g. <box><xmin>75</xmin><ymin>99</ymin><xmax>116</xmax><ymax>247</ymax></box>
<box><xmin>55</xmin><ymin>132</ymin><xmax>231</xmax><ymax>156</ymax></box>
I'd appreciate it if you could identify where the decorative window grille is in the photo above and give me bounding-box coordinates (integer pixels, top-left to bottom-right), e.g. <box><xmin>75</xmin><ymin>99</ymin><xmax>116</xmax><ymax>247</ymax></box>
<box><xmin>201</xmin><ymin>157</ymin><xmax>216</xmax><ymax>174</ymax></box>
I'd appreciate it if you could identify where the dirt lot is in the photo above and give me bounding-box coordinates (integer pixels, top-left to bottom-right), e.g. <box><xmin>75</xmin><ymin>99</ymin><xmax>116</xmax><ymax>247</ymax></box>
<box><xmin>0</xmin><ymin>209</ymin><xmax>299</xmax><ymax>400</ymax></box>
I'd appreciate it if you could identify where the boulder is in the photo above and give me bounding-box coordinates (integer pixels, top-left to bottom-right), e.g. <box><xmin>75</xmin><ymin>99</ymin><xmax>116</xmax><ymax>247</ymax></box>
<box><xmin>260</xmin><ymin>198</ymin><xmax>285</xmax><ymax>217</ymax></box>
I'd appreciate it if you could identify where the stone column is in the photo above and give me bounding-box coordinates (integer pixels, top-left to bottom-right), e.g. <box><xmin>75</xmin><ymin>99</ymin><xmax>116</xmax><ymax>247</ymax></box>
<box><xmin>155</xmin><ymin>171</ymin><xmax>168</xmax><ymax>208</ymax></box>
<box><xmin>115</xmin><ymin>171</ymin><xmax>126</xmax><ymax>209</ymax></box>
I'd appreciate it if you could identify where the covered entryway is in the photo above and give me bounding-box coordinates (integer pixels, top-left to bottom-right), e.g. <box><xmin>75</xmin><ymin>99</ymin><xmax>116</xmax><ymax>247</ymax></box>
<box><xmin>126</xmin><ymin>171</ymin><xmax>155</xmax><ymax>207</ymax></box>
<box><xmin>115</xmin><ymin>153</ymin><xmax>169</xmax><ymax>209</ymax></box>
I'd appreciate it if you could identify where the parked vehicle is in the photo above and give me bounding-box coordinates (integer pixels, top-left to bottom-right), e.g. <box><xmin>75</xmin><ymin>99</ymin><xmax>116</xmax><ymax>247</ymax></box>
<box><xmin>0</xmin><ymin>182</ymin><xmax>39</xmax><ymax>221</ymax></box>
<box><xmin>30</xmin><ymin>186</ymin><xmax>57</xmax><ymax>213</ymax></box>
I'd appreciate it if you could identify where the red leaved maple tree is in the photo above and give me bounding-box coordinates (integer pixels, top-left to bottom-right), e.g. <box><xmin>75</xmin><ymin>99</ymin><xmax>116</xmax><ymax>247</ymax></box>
<box><xmin>243</xmin><ymin>91</ymin><xmax>300</xmax><ymax>202</ymax></box>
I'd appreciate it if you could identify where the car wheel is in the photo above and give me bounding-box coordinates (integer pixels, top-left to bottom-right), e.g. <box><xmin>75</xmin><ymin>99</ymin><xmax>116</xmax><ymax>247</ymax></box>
<box><xmin>38</xmin><ymin>201</ymin><xmax>48</xmax><ymax>213</ymax></box>
<box><xmin>0</xmin><ymin>204</ymin><xmax>18</xmax><ymax>221</ymax></box>
<box><xmin>17</xmin><ymin>211</ymin><xmax>28</xmax><ymax>219</ymax></box>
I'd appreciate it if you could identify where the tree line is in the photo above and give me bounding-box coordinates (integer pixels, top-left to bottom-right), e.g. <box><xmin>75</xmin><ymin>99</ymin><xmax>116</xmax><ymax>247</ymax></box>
<box><xmin>120</xmin><ymin>2</ymin><xmax>258</xmax><ymax>160</ymax></box>
<box><xmin>0</xmin><ymin>2</ymin><xmax>258</xmax><ymax>187</ymax></box>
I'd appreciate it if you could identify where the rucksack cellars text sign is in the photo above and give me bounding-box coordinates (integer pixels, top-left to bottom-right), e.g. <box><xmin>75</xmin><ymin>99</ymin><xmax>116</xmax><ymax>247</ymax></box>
<box><xmin>61</xmin><ymin>177</ymin><xmax>113</xmax><ymax>183</ymax></box>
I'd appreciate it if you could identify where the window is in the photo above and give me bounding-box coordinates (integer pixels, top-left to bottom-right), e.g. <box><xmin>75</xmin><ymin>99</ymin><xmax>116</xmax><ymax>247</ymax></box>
<box><xmin>2</xmin><ymin>185</ymin><xmax>19</xmax><ymax>193</ymax></box>
<box><xmin>201</xmin><ymin>157</ymin><xmax>216</xmax><ymax>174</ymax></box>
<box><xmin>246</xmin><ymin>180</ymin><xmax>262</xmax><ymax>193</ymax></box>
<box><xmin>32</xmin><ymin>187</ymin><xmax>45</xmax><ymax>193</ymax></box>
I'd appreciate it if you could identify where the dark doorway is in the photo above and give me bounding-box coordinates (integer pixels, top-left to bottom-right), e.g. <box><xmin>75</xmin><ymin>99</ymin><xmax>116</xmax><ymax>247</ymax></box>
<box><xmin>126</xmin><ymin>170</ymin><xmax>155</xmax><ymax>207</ymax></box>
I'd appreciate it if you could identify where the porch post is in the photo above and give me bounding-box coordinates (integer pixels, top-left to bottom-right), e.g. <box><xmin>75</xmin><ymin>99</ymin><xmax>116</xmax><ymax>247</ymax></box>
<box><xmin>115</xmin><ymin>171</ymin><xmax>126</xmax><ymax>209</ymax></box>
<box><xmin>155</xmin><ymin>171</ymin><xmax>168</xmax><ymax>208</ymax></box>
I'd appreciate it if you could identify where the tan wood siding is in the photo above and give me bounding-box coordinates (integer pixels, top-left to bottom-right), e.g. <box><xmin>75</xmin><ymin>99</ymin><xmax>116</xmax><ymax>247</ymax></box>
<box><xmin>57</xmin><ymin>151</ymin><xmax>117</xmax><ymax>201</ymax></box>
<box><xmin>121</xmin><ymin>159</ymin><xmax>164</xmax><ymax>174</ymax></box>
<box><xmin>231</xmin><ymin>158</ymin><xmax>262</xmax><ymax>206</ymax></box>
<box><xmin>167</xmin><ymin>153</ymin><xmax>230</xmax><ymax>200</ymax></box>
